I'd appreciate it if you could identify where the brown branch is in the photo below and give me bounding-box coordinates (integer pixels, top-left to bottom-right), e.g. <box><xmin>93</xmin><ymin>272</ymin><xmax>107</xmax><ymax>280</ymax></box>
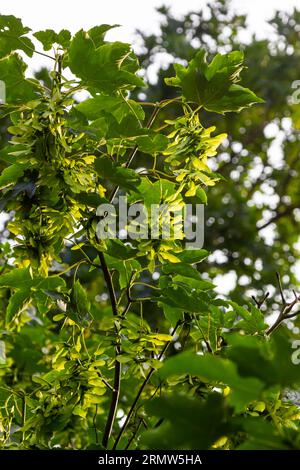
<box><xmin>285</xmin><ymin>310</ymin><xmax>300</xmax><ymax>319</ymax></box>
<box><xmin>276</xmin><ymin>271</ymin><xmax>286</xmax><ymax>305</ymax></box>
<box><xmin>252</xmin><ymin>291</ymin><xmax>269</xmax><ymax>309</ymax></box>
<box><xmin>99</xmin><ymin>251</ymin><xmax>121</xmax><ymax>449</ymax></box>
<box><xmin>124</xmin><ymin>417</ymin><xmax>143</xmax><ymax>450</ymax></box>
<box><xmin>257</xmin><ymin>204</ymin><xmax>297</xmax><ymax>231</ymax></box>
<box><xmin>93</xmin><ymin>405</ymin><xmax>99</xmax><ymax>445</ymax></box>
<box><xmin>266</xmin><ymin>273</ymin><xmax>300</xmax><ymax>335</ymax></box>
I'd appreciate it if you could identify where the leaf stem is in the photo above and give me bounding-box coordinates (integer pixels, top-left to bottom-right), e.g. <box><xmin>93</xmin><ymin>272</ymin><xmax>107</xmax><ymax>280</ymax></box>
<box><xmin>266</xmin><ymin>273</ymin><xmax>300</xmax><ymax>335</ymax></box>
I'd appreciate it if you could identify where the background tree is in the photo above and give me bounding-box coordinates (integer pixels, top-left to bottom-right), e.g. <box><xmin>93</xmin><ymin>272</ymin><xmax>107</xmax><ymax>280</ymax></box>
<box><xmin>133</xmin><ymin>0</ymin><xmax>300</xmax><ymax>314</ymax></box>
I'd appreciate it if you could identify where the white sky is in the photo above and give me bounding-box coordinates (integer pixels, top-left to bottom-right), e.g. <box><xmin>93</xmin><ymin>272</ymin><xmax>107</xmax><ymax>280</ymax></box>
<box><xmin>1</xmin><ymin>0</ymin><xmax>298</xmax><ymax>73</ymax></box>
<box><xmin>1</xmin><ymin>0</ymin><xmax>299</xmax><ymax>72</ymax></box>
<box><xmin>1</xmin><ymin>0</ymin><xmax>299</xmax><ymax>43</ymax></box>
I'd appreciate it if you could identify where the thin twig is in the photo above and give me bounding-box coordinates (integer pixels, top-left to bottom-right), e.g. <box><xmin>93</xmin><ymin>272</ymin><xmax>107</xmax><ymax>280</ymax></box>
<box><xmin>0</xmin><ymin>32</ymin><xmax>56</xmax><ymax>61</ymax></box>
<box><xmin>21</xmin><ymin>395</ymin><xmax>26</xmax><ymax>443</ymax></box>
<box><xmin>99</xmin><ymin>252</ymin><xmax>118</xmax><ymax>315</ymax></box>
<box><xmin>112</xmin><ymin>321</ymin><xmax>181</xmax><ymax>450</ymax></box>
<box><xmin>109</xmin><ymin>103</ymin><xmax>162</xmax><ymax>203</ymax></box>
<box><xmin>285</xmin><ymin>310</ymin><xmax>300</xmax><ymax>319</ymax></box>
<box><xmin>251</xmin><ymin>291</ymin><xmax>269</xmax><ymax>309</ymax></box>
<box><xmin>93</xmin><ymin>405</ymin><xmax>99</xmax><ymax>445</ymax></box>
<box><xmin>99</xmin><ymin>252</ymin><xmax>121</xmax><ymax>449</ymax></box>
<box><xmin>276</xmin><ymin>272</ymin><xmax>286</xmax><ymax>305</ymax></box>
<box><xmin>95</xmin><ymin>371</ymin><xmax>114</xmax><ymax>392</ymax></box>
<box><xmin>125</xmin><ymin>417</ymin><xmax>143</xmax><ymax>450</ymax></box>
<box><xmin>266</xmin><ymin>273</ymin><xmax>300</xmax><ymax>335</ymax></box>
<box><xmin>257</xmin><ymin>204</ymin><xmax>297</xmax><ymax>231</ymax></box>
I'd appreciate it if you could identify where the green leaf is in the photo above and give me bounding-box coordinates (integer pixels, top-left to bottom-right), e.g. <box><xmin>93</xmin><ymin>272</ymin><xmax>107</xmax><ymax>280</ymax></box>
<box><xmin>6</xmin><ymin>289</ymin><xmax>31</xmax><ymax>325</ymax></box>
<box><xmin>225</xmin><ymin>331</ymin><xmax>300</xmax><ymax>388</ymax></box>
<box><xmin>0</xmin><ymin>164</ymin><xmax>24</xmax><ymax>189</ymax></box>
<box><xmin>135</xmin><ymin>134</ymin><xmax>169</xmax><ymax>153</ymax></box>
<box><xmin>132</xmin><ymin>178</ymin><xmax>176</xmax><ymax>208</ymax></box>
<box><xmin>228</xmin><ymin>301</ymin><xmax>267</xmax><ymax>334</ymax></box>
<box><xmin>94</xmin><ymin>157</ymin><xmax>141</xmax><ymax>192</ymax></box>
<box><xmin>0</xmin><ymin>53</ymin><xmax>39</xmax><ymax>103</ymax></box>
<box><xmin>34</xmin><ymin>29</ymin><xmax>71</xmax><ymax>50</ymax></box>
<box><xmin>166</xmin><ymin>49</ymin><xmax>264</xmax><ymax>114</ymax></box>
<box><xmin>161</xmin><ymin>303</ymin><xmax>183</xmax><ymax>327</ymax></box>
<box><xmin>162</xmin><ymin>262</ymin><xmax>202</xmax><ymax>280</ymax></box>
<box><xmin>0</xmin><ymin>145</ymin><xmax>28</xmax><ymax>164</ymax></box>
<box><xmin>99</xmin><ymin>113</ymin><xmax>145</xmax><ymax>140</ymax></box>
<box><xmin>0</xmin><ymin>268</ymin><xmax>65</xmax><ymax>291</ymax></box>
<box><xmin>184</xmin><ymin>186</ymin><xmax>208</xmax><ymax>204</ymax></box>
<box><xmin>134</xmin><ymin>178</ymin><xmax>161</xmax><ymax>207</ymax></box>
<box><xmin>210</xmin><ymin>84</ymin><xmax>265</xmax><ymax>114</ymax></box>
<box><xmin>116</xmin><ymin>354</ymin><xmax>132</xmax><ymax>364</ymax></box>
<box><xmin>158</xmin><ymin>282</ymin><xmax>210</xmax><ymax>313</ymax></box>
<box><xmin>72</xmin><ymin>405</ymin><xmax>87</xmax><ymax>419</ymax></box>
<box><xmin>76</xmin><ymin>96</ymin><xmax>145</xmax><ymax>123</ymax></box>
<box><xmin>0</xmin><ymin>267</ymin><xmax>32</xmax><ymax>289</ymax></box>
<box><xmin>87</xmin><ymin>24</ymin><xmax>119</xmax><ymax>48</ymax></box>
<box><xmin>53</xmin><ymin>314</ymin><xmax>65</xmax><ymax>322</ymax></box>
<box><xmin>160</xmin><ymin>351</ymin><xmax>264</xmax><ymax>411</ymax></box>
<box><xmin>173</xmin><ymin>274</ymin><xmax>215</xmax><ymax>291</ymax></box>
<box><xmin>0</xmin><ymin>15</ymin><xmax>34</xmax><ymax>58</ymax></box>
<box><xmin>35</xmin><ymin>276</ymin><xmax>66</xmax><ymax>291</ymax></box>
<box><xmin>237</xmin><ymin>418</ymin><xmax>291</xmax><ymax>450</ymax></box>
<box><xmin>192</xmin><ymin>306</ymin><xmax>223</xmax><ymax>352</ymax></box>
<box><xmin>176</xmin><ymin>249</ymin><xmax>209</xmax><ymax>264</ymax></box>
<box><xmin>106</xmin><ymin>239</ymin><xmax>137</xmax><ymax>260</ymax></box>
<box><xmin>105</xmin><ymin>255</ymin><xmax>141</xmax><ymax>289</ymax></box>
<box><xmin>68</xmin><ymin>30</ymin><xmax>144</xmax><ymax>93</ymax></box>
<box><xmin>0</xmin><ymin>269</ymin><xmax>65</xmax><ymax>323</ymax></box>
<box><xmin>70</xmin><ymin>280</ymin><xmax>91</xmax><ymax>317</ymax></box>
<box><xmin>141</xmin><ymin>394</ymin><xmax>228</xmax><ymax>450</ymax></box>
<box><xmin>74</xmin><ymin>192</ymin><xmax>108</xmax><ymax>208</ymax></box>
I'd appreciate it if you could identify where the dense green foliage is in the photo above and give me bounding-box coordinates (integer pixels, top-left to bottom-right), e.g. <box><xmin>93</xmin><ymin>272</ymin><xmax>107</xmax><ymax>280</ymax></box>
<box><xmin>134</xmin><ymin>1</ymin><xmax>300</xmax><ymax>308</ymax></box>
<box><xmin>0</xmin><ymin>3</ymin><xmax>299</xmax><ymax>451</ymax></box>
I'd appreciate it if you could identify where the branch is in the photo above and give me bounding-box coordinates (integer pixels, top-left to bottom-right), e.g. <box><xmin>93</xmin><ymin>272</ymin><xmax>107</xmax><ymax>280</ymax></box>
<box><xmin>124</xmin><ymin>417</ymin><xmax>143</xmax><ymax>450</ymax></box>
<box><xmin>112</xmin><ymin>321</ymin><xmax>181</xmax><ymax>450</ymax></box>
<box><xmin>276</xmin><ymin>271</ymin><xmax>286</xmax><ymax>305</ymax></box>
<box><xmin>99</xmin><ymin>97</ymin><xmax>180</xmax><ymax>446</ymax></box>
<box><xmin>285</xmin><ymin>309</ymin><xmax>300</xmax><ymax>319</ymax></box>
<box><xmin>93</xmin><ymin>405</ymin><xmax>99</xmax><ymax>445</ymax></box>
<box><xmin>266</xmin><ymin>273</ymin><xmax>300</xmax><ymax>335</ymax></box>
<box><xmin>251</xmin><ymin>291</ymin><xmax>269</xmax><ymax>309</ymax></box>
<box><xmin>109</xmin><ymin>102</ymin><xmax>165</xmax><ymax>203</ymax></box>
<box><xmin>257</xmin><ymin>204</ymin><xmax>297</xmax><ymax>231</ymax></box>
<box><xmin>99</xmin><ymin>251</ymin><xmax>121</xmax><ymax>449</ymax></box>
<box><xmin>99</xmin><ymin>252</ymin><xmax>118</xmax><ymax>315</ymax></box>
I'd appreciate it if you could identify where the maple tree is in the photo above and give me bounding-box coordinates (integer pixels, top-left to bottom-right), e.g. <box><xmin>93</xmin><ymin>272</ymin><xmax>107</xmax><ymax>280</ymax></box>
<box><xmin>0</xmin><ymin>11</ymin><xmax>299</xmax><ymax>450</ymax></box>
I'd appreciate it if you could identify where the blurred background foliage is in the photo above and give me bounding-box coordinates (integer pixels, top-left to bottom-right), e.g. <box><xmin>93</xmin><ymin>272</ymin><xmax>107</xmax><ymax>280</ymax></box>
<box><xmin>131</xmin><ymin>0</ymin><xmax>300</xmax><ymax>313</ymax></box>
